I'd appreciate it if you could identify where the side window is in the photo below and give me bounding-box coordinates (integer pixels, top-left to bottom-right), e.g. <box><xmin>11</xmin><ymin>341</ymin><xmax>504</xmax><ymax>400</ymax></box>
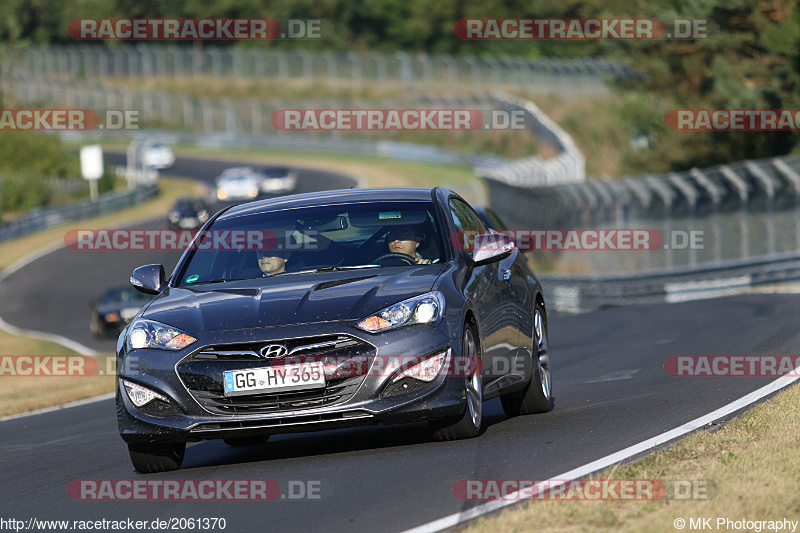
<box><xmin>449</xmin><ymin>198</ymin><xmax>487</xmax><ymax>233</ymax></box>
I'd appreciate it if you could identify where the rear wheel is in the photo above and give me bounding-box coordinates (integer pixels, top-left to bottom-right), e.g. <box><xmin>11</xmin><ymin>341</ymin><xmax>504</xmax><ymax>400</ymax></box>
<box><xmin>501</xmin><ymin>305</ymin><xmax>552</xmax><ymax>416</ymax></box>
<box><xmin>431</xmin><ymin>324</ymin><xmax>483</xmax><ymax>441</ymax></box>
<box><xmin>127</xmin><ymin>442</ymin><xmax>185</xmax><ymax>473</ymax></box>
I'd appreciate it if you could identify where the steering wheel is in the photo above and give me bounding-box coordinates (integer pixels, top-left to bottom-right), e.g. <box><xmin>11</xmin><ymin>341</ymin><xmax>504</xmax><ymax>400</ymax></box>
<box><xmin>374</xmin><ymin>252</ymin><xmax>417</xmax><ymax>266</ymax></box>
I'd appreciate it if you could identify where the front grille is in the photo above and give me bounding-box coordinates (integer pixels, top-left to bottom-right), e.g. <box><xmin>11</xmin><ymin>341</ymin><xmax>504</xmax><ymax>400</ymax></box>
<box><xmin>178</xmin><ymin>334</ymin><xmax>375</xmax><ymax>415</ymax></box>
<box><xmin>193</xmin><ymin>335</ymin><xmax>369</xmax><ymax>360</ymax></box>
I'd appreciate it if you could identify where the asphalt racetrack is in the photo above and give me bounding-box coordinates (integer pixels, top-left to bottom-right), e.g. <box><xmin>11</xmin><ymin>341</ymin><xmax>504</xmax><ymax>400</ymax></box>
<box><xmin>1</xmin><ymin>154</ymin><xmax>798</xmax><ymax>532</ymax></box>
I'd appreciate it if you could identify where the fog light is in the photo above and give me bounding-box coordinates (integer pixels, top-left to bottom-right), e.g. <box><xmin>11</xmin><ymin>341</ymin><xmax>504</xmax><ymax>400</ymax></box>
<box><xmin>122</xmin><ymin>379</ymin><xmax>168</xmax><ymax>407</ymax></box>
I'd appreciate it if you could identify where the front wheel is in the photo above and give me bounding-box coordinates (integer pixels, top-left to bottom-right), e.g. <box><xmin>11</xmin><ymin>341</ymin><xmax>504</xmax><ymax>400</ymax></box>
<box><xmin>501</xmin><ymin>305</ymin><xmax>552</xmax><ymax>416</ymax></box>
<box><xmin>430</xmin><ymin>324</ymin><xmax>483</xmax><ymax>441</ymax></box>
<box><xmin>127</xmin><ymin>441</ymin><xmax>185</xmax><ymax>473</ymax></box>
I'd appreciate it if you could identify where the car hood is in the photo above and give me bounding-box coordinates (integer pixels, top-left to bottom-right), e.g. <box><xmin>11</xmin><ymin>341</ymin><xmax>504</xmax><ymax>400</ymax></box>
<box><xmin>141</xmin><ymin>265</ymin><xmax>446</xmax><ymax>334</ymax></box>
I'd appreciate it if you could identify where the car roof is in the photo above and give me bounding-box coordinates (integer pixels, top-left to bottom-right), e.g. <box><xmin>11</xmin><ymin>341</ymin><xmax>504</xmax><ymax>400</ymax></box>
<box><xmin>218</xmin><ymin>187</ymin><xmax>446</xmax><ymax>220</ymax></box>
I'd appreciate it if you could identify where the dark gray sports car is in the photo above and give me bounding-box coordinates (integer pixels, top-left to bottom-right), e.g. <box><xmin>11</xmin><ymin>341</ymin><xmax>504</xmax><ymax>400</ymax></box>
<box><xmin>117</xmin><ymin>187</ymin><xmax>551</xmax><ymax>473</ymax></box>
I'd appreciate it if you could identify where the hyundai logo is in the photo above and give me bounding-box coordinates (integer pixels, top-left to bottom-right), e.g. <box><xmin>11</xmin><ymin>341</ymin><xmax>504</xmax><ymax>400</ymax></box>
<box><xmin>259</xmin><ymin>344</ymin><xmax>288</xmax><ymax>359</ymax></box>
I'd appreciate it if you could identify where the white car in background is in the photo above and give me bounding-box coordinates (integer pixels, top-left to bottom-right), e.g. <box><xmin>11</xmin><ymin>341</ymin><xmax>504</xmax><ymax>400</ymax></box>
<box><xmin>215</xmin><ymin>167</ymin><xmax>261</xmax><ymax>201</ymax></box>
<box><xmin>143</xmin><ymin>143</ymin><xmax>176</xmax><ymax>169</ymax></box>
<box><xmin>258</xmin><ymin>166</ymin><xmax>298</xmax><ymax>194</ymax></box>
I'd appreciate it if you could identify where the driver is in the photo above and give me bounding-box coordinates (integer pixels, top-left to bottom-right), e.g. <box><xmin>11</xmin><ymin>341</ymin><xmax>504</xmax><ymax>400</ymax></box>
<box><xmin>384</xmin><ymin>226</ymin><xmax>432</xmax><ymax>264</ymax></box>
<box><xmin>256</xmin><ymin>249</ymin><xmax>290</xmax><ymax>276</ymax></box>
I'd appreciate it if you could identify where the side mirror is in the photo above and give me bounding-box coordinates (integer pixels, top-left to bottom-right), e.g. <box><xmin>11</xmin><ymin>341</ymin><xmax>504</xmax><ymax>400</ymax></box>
<box><xmin>130</xmin><ymin>264</ymin><xmax>166</xmax><ymax>295</ymax></box>
<box><xmin>470</xmin><ymin>232</ymin><xmax>514</xmax><ymax>266</ymax></box>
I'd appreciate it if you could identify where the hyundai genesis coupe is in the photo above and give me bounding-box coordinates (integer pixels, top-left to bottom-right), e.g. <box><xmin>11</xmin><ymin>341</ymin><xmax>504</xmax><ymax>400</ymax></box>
<box><xmin>117</xmin><ymin>187</ymin><xmax>552</xmax><ymax>473</ymax></box>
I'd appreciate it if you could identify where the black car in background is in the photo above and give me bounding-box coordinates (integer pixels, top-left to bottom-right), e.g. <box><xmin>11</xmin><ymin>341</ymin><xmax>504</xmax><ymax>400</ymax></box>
<box><xmin>90</xmin><ymin>287</ymin><xmax>153</xmax><ymax>338</ymax></box>
<box><xmin>118</xmin><ymin>187</ymin><xmax>551</xmax><ymax>472</ymax></box>
<box><xmin>167</xmin><ymin>198</ymin><xmax>210</xmax><ymax>229</ymax></box>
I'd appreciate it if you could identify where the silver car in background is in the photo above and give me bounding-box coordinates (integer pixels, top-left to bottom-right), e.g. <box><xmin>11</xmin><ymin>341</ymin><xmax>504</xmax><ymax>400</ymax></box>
<box><xmin>215</xmin><ymin>167</ymin><xmax>261</xmax><ymax>201</ymax></box>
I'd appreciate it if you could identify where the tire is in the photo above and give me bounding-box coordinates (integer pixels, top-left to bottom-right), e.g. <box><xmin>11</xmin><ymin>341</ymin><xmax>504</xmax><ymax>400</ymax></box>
<box><xmin>430</xmin><ymin>323</ymin><xmax>483</xmax><ymax>441</ymax></box>
<box><xmin>127</xmin><ymin>441</ymin><xmax>186</xmax><ymax>473</ymax></box>
<box><xmin>501</xmin><ymin>304</ymin><xmax>552</xmax><ymax>417</ymax></box>
<box><xmin>223</xmin><ymin>435</ymin><xmax>270</xmax><ymax>447</ymax></box>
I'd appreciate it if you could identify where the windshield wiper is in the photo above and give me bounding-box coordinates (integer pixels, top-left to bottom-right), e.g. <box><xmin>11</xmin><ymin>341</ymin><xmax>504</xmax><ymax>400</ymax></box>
<box><xmin>280</xmin><ymin>265</ymin><xmax>381</xmax><ymax>275</ymax></box>
<box><xmin>188</xmin><ymin>278</ymin><xmax>244</xmax><ymax>285</ymax></box>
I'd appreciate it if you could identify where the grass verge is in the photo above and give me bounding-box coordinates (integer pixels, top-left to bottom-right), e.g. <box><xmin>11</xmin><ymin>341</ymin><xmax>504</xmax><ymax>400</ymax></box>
<box><xmin>464</xmin><ymin>381</ymin><xmax>800</xmax><ymax>532</ymax></box>
<box><xmin>0</xmin><ymin>331</ymin><xmax>116</xmax><ymax>418</ymax></box>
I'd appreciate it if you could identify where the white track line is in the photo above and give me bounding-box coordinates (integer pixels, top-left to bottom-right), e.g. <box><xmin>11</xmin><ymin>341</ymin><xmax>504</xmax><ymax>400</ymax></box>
<box><xmin>0</xmin><ymin>314</ymin><xmax>97</xmax><ymax>356</ymax></box>
<box><xmin>0</xmin><ymin>392</ymin><xmax>115</xmax><ymax>423</ymax></box>
<box><xmin>0</xmin><ymin>239</ymin><xmax>98</xmax><ymax>355</ymax></box>
<box><xmin>402</xmin><ymin>366</ymin><xmax>800</xmax><ymax>533</ymax></box>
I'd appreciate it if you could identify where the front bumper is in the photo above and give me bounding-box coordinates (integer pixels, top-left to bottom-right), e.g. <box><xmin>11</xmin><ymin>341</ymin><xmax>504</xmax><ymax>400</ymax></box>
<box><xmin>117</xmin><ymin>321</ymin><xmax>465</xmax><ymax>443</ymax></box>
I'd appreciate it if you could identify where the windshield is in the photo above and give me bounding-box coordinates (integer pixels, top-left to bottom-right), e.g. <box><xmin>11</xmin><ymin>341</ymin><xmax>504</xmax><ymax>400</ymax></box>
<box><xmin>176</xmin><ymin>201</ymin><xmax>445</xmax><ymax>286</ymax></box>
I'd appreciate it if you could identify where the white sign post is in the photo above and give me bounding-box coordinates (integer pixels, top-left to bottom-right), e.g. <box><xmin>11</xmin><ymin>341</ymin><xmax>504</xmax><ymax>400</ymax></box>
<box><xmin>80</xmin><ymin>145</ymin><xmax>104</xmax><ymax>201</ymax></box>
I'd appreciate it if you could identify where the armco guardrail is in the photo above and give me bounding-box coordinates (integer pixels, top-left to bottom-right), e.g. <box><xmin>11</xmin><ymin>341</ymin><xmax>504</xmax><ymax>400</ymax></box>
<box><xmin>476</xmin><ymin>93</ymin><xmax>585</xmax><ymax>186</ymax></box>
<box><xmin>485</xmin><ymin>154</ymin><xmax>800</xmax><ymax>273</ymax></box>
<box><xmin>7</xmin><ymin>45</ymin><xmax>635</xmax><ymax>93</ymax></box>
<box><xmin>0</xmin><ymin>184</ymin><xmax>158</xmax><ymax>243</ymax></box>
<box><xmin>540</xmin><ymin>250</ymin><xmax>800</xmax><ymax>314</ymax></box>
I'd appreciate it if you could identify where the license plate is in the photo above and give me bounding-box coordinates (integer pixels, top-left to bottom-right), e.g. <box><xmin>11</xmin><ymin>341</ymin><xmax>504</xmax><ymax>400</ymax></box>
<box><xmin>223</xmin><ymin>361</ymin><xmax>325</xmax><ymax>397</ymax></box>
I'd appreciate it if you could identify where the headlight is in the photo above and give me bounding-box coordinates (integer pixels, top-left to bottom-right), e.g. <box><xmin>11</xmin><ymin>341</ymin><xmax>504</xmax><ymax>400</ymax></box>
<box><xmin>355</xmin><ymin>291</ymin><xmax>445</xmax><ymax>333</ymax></box>
<box><xmin>126</xmin><ymin>319</ymin><xmax>197</xmax><ymax>351</ymax></box>
<box><xmin>122</xmin><ymin>379</ymin><xmax>168</xmax><ymax>407</ymax></box>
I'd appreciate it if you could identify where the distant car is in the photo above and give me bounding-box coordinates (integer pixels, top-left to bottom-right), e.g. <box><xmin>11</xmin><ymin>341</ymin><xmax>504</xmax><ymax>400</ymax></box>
<box><xmin>473</xmin><ymin>205</ymin><xmax>509</xmax><ymax>231</ymax></box>
<box><xmin>90</xmin><ymin>287</ymin><xmax>153</xmax><ymax>338</ymax></box>
<box><xmin>215</xmin><ymin>167</ymin><xmax>261</xmax><ymax>201</ymax></box>
<box><xmin>258</xmin><ymin>166</ymin><xmax>297</xmax><ymax>194</ymax></box>
<box><xmin>168</xmin><ymin>198</ymin><xmax>210</xmax><ymax>230</ymax></box>
<box><xmin>143</xmin><ymin>143</ymin><xmax>176</xmax><ymax>170</ymax></box>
